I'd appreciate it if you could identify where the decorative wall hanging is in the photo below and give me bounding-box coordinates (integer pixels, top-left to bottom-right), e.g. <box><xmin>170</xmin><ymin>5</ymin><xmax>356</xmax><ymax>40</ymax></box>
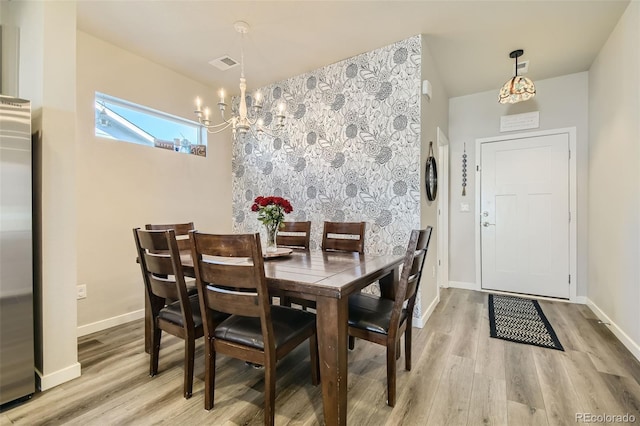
<box><xmin>425</xmin><ymin>141</ymin><xmax>437</xmax><ymax>201</ymax></box>
<box><xmin>462</xmin><ymin>143</ymin><xmax>467</xmax><ymax>196</ymax></box>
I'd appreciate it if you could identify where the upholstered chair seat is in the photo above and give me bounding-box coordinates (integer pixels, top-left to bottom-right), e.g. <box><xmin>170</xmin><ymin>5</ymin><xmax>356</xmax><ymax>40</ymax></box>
<box><xmin>348</xmin><ymin>293</ymin><xmax>407</xmax><ymax>335</ymax></box>
<box><xmin>214</xmin><ymin>306</ymin><xmax>316</xmax><ymax>350</ymax></box>
<box><xmin>158</xmin><ymin>295</ymin><xmax>203</xmax><ymax>327</ymax></box>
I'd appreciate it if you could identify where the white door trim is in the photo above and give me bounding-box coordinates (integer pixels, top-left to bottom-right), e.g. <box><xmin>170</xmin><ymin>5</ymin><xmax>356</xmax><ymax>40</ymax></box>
<box><xmin>437</xmin><ymin>127</ymin><xmax>450</xmax><ymax>290</ymax></box>
<box><xmin>474</xmin><ymin>127</ymin><xmax>577</xmax><ymax>302</ymax></box>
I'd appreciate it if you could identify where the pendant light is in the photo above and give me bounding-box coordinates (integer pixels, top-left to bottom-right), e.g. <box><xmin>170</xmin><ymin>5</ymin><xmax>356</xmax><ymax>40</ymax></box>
<box><xmin>498</xmin><ymin>49</ymin><xmax>536</xmax><ymax>104</ymax></box>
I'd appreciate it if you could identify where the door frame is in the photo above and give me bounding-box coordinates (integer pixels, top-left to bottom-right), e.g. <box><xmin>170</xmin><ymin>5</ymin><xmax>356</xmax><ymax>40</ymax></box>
<box><xmin>474</xmin><ymin>127</ymin><xmax>577</xmax><ymax>301</ymax></box>
<box><xmin>437</xmin><ymin>127</ymin><xmax>449</xmax><ymax>290</ymax></box>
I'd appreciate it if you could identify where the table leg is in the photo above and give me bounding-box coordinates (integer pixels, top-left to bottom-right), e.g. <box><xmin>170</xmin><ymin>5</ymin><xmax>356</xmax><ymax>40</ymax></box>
<box><xmin>316</xmin><ymin>295</ymin><xmax>348</xmax><ymax>426</ymax></box>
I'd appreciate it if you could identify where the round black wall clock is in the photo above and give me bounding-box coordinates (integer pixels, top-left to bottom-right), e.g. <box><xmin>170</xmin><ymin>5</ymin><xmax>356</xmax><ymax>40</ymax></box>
<box><xmin>426</xmin><ymin>141</ymin><xmax>438</xmax><ymax>201</ymax></box>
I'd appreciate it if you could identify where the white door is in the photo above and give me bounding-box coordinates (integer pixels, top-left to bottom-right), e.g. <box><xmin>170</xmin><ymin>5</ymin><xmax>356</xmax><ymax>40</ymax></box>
<box><xmin>480</xmin><ymin>133</ymin><xmax>570</xmax><ymax>298</ymax></box>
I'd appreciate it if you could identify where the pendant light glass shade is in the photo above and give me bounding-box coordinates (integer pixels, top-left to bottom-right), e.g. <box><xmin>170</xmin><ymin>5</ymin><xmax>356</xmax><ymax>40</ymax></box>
<box><xmin>498</xmin><ymin>49</ymin><xmax>536</xmax><ymax>104</ymax></box>
<box><xmin>498</xmin><ymin>75</ymin><xmax>536</xmax><ymax>104</ymax></box>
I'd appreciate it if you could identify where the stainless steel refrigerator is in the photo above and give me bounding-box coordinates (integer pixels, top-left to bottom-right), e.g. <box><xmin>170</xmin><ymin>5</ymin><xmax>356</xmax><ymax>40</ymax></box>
<box><xmin>0</xmin><ymin>95</ymin><xmax>35</xmax><ymax>406</ymax></box>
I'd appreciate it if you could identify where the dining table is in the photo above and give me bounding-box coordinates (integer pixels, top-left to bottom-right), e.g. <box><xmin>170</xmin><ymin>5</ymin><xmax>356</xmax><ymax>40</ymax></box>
<box><xmin>144</xmin><ymin>249</ymin><xmax>403</xmax><ymax>425</ymax></box>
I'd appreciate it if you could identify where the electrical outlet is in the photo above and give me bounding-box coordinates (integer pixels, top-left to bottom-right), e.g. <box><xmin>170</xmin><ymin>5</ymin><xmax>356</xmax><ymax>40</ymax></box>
<box><xmin>77</xmin><ymin>284</ymin><xmax>87</xmax><ymax>300</ymax></box>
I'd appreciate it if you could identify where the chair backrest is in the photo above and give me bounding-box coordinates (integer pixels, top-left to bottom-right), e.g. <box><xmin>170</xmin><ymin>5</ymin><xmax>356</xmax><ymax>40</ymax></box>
<box><xmin>189</xmin><ymin>232</ymin><xmax>274</xmax><ymax>344</ymax></box>
<box><xmin>145</xmin><ymin>222</ymin><xmax>194</xmax><ymax>251</ymax></box>
<box><xmin>322</xmin><ymin>221</ymin><xmax>366</xmax><ymax>254</ymax></box>
<box><xmin>277</xmin><ymin>221</ymin><xmax>311</xmax><ymax>249</ymax></box>
<box><xmin>133</xmin><ymin>228</ymin><xmax>194</xmax><ymax>326</ymax></box>
<box><xmin>390</xmin><ymin>227</ymin><xmax>433</xmax><ymax>331</ymax></box>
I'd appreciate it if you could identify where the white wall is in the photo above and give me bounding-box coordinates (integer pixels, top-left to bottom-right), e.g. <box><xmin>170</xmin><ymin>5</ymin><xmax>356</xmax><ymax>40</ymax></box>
<box><xmin>588</xmin><ymin>1</ymin><xmax>640</xmax><ymax>355</ymax></box>
<box><xmin>76</xmin><ymin>31</ymin><xmax>233</xmax><ymax>334</ymax></box>
<box><xmin>5</xmin><ymin>0</ymin><xmax>81</xmax><ymax>390</ymax></box>
<box><xmin>448</xmin><ymin>72</ymin><xmax>589</xmax><ymax>296</ymax></box>
<box><xmin>419</xmin><ymin>35</ymin><xmax>449</xmax><ymax>323</ymax></box>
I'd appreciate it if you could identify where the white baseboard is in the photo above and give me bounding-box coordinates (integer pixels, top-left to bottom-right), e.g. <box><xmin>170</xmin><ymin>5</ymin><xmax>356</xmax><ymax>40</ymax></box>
<box><xmin>36</xmin><ymin>362</ymin><xmax>81</xmax><ymax>391</ymax></box>
<box><xmin>573</xmin><ymin>295</ymin><xmax>587</xmax><ymax>304</ymax></box>
<box><xmin>77</xmin><ymin>309</ymin><xmax>145</xmax><ymax>337</ymax></box>
<box><xmin>413</xmin><ymin>294</ymin><xmax>440</xmax><ymax>328</ymax></box>
<box><xmin>448</xmin><ymin>281</ymin><xmax>478</xmax><ymax>291</ymax></box>
<box><xmin>586</xmin><ymin>298</ymin><xmax>640</xmax><ymax>362</ymax></box>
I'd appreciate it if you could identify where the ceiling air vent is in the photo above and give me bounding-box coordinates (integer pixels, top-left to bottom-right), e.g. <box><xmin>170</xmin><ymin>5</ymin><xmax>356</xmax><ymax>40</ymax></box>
<box><xmin>209</xmin><ymin>55</ymin><xmax>239</xmax><ymax>71</ymax></box>
<box><xmin>514</xmin><ymin>60</ymin><xmax>530</xmax><ymax>75</ymax></box>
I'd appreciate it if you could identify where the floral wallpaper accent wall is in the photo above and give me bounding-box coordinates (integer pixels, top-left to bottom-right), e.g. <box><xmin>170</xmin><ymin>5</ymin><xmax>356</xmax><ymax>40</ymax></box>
<box><xmin>231</xmin><ymin>35</ymin><xmax>422</xmax><ymax>316</ymax></box>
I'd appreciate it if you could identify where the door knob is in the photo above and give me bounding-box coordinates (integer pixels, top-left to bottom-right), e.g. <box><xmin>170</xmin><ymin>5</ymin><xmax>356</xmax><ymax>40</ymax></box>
<box><xmin>482</xmin><ymin>222</ymin><xmax>495</xmax><ymax>227</ymax></box>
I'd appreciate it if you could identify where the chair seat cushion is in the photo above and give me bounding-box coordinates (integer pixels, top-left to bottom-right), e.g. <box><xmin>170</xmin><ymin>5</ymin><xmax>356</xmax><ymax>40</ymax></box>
<box><xmin>214</xmin><ymin>306</ymin><xmax>316</xmax><ymax>350</ymax></box>
<box><xmin>348</xmin><ymin>292</ymin><xmax>406</xmax><ymax>335</ymax></box>
<box><xmin>158</xmin><ymin>294</ymin><xmax>204</xmax><ymax>327</ymax></box>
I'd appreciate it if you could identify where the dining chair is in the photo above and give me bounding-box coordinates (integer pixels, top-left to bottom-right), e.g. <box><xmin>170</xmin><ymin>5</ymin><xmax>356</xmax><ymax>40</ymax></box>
<box><xmin>276</xmin><ymin>221</ymin><xmax>311</xmax><ymax>250</ymax></box>
<box><xmin>145</xmin><ymin>222</ymin><xmax>194</xmax><ymax>251</ymax></box>
<box><xmin>347</xmin><ymin>226</ymin><xmax>432</xmax><ymax>407</ymax></box>
<box><xmin>189</xmin><ymin>231</ymin><xmax>320</xmax><ymax>425</ymax></box>
<box><xmin>141</xmin><ymin>222</ymin><xmax>196</xmax><ymax>354</ymax></box>
<box><xmin>275</xmin><ymin>221</ymin><xmax>315</xmax><ymax>309</ymax></box>
<box><xmin>133</xmin><ymin>228</ymin><xmax>215</xmax><ymax>399</ymax></box>
<box><xmin>322</xmin><ymin>221</ymin><xmax>366</xmax><ymax>254</ymax></box>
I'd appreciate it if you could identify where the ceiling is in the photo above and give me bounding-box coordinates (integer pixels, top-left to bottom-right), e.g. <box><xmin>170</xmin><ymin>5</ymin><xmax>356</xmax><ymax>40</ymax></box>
<box><xmin>76</xmin><ymin>0</ymin><xmax>630</xmax><ymax>99</ymax></box>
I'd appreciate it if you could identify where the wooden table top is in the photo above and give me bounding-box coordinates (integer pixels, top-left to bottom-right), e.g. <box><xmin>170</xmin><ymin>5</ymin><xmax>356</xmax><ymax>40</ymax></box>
<box><xmin>181</xmin><ymin>250</ymin><xmax>403</xmax><ymax>299</ymax></box>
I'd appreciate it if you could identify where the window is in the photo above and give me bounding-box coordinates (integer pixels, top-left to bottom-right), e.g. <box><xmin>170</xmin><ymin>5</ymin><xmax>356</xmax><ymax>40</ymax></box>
<box><xmin>94</xmin><ymin>92</ymin><xmax>206</xmax><ymax>157</ymax></box>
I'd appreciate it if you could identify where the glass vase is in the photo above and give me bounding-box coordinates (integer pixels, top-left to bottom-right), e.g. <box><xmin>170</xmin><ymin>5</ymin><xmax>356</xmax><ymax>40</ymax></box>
<box><xmin>264</xmin><ymin>223</ymin><xmax>279</xmax><ymax>253</ymax></box>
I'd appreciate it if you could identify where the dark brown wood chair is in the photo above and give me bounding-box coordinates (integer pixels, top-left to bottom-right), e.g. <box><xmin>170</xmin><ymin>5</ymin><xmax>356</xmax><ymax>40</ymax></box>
<box><xmin>133</xmin><ymin>228</ymin><xmax>212</xmax><ymax>399</ymax></box>
<box><xmin>347</xmin><ymin>226</ymin><xmax>432</xmax><ymax>407</ymax></box>
<box><xmin>145</xmin><ymin>222</ymin><xmax>194</xmax><ymax>251</ymax></box>
<box><xmin>189</xmin><ymin>231</ymin><xmax>320</xmax><ymax>425</ymax></box>
<box><xmin>276</xmin><ymin>221</ymin><xmax>311</xmax><ymax>250</ymax></box>
<box><xmin>276</xmin><ymin>221</ymin><xmax>314</xmax><ymax>309</ymax></box>
<box><xmin>322</xmin><ymin>221</ymin><xmax>366</xmax><ymax>254</ymax></box>
<box><xmin>141</xmin><ymin>222</ymin><xmax>196</xmax><ymax>354</ymax></box>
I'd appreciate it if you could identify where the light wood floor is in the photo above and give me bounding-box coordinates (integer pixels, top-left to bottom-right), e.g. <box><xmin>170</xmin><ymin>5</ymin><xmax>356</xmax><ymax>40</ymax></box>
<box><xmin>2</xmin><ymin>288</ymin><xmax>640</xmax><ymax>425</ymax></box>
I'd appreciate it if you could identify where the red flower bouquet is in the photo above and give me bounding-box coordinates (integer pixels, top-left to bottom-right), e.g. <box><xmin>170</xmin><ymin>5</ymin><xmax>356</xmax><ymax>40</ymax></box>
<box><xmin>251</xmin><ymin>196</ymin><xmax>293</xmax><ymax>252</ymax></box>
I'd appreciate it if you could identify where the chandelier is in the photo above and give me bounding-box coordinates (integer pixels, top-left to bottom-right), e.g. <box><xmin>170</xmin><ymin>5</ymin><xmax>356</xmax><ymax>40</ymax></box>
<box><xmin>194</xmin><ymin>21</ymin><xmax>286</xmax><ymax>140</ymax></box>
<box><xmin>498</xmin><ymin>49</ymin><xmax>536</xmax><ymax>104</ymax></box>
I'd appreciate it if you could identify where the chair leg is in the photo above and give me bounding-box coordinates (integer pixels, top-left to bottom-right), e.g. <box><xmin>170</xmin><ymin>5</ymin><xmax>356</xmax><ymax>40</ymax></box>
<box><xmin>183</xmin><ymin>335</ymin><xmax>195</xmax><ymax>399</ymax></box>
<box><xmin>386</xmin><ymin>343</ymin><xmax>397</xmax><ymax>407</ymax></box>
<box><xmin>264</xmin><ymin>360</ymin><xmax>277</xmax><ymax>426</ymax></box>
<box><xmin>348</xmin><ymin>335</ymin><xmax>355</xmax><ymax>350</ymax></box>
<box><xmin>204</xmin><ymin>339</ymin><xmax>216</xmax><ymax>410</ymax></box>
<box><xmin>309</xmin><ymin>334</ymin><xmax>320</xmax><ymax>386</ymax></box>
<box><xmin>405</xmin><ymin>326</ymin><xmax>413</xmax><ymax>371</ymax></box>
<box><xmin>150</xmin><ymin>324</ymin><xmax>162</xmax><ymax>376</ymax></box>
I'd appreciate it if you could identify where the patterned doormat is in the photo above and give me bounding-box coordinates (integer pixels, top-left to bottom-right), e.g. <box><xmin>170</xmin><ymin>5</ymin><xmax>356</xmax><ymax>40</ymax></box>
<box><xmin>488</xmin><ymin>294</ymin><xmax>564</xmax><ymax>351</ymax></box>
